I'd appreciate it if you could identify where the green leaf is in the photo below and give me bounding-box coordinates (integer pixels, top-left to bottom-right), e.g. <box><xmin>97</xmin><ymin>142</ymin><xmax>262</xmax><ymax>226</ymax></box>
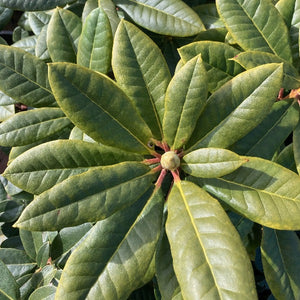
<box><xmin>193</xmin><ymin>4</ymin><xmax>225</xmax><ymax>29</ymax></box>
<box><xmin>28</xmin><ymin>286</ymin><xmax>56</xmax><ymax>300</ymax></box>
<box><xmin>163</xmin><ymin>55</ymin><xmax>207</xmax><ymax>150</ymax></box>
<box><xmin>55</xmin><ymin>187</ymin><xmax>163</xmax><ymax>299</ymax></box>
<box><xmin>28</xmin><ymin>12</ymin><xmax>51</xmax><ymax>35</ymax></box>
<box><xmin>293</xmin><ymin>121</ymin><xmax>300</xmax><ymax>174</ymax></box>
<box><xmin>0</xmin><ymin>6</ymin><xmax>13</xmax><ymax>30</ymax></box>
<box><xmin>48</xmin><ymin>62</ymin><xmax>153</xmax><ymax>154</ymax></box>
<box><xmin>47</xmin><ymin>8</ymin><xmax>82</xmax><ymax>63</ymax></box>
<box><xmin>112</xmin><ymin>20</ymin><xmax>171</xmax><ymax>139</ymax></box>
<box><xmin>156</xmin><ymin>230</ymin><xmax>182</xmax><ymax>300</ymax></box>
<box><xmin>77</xmin><ymin>7</ymin><xmax>113</xmax><ymax>74</ymax></box>
<box><xmin>191</xmin><ymin>156</ymin><xmax>300</xmax><ymax>230</ymax></box>
<box><xmin>182</xmin><ymin>148</ymin><xmax>246</xmax><ymax>178</ymax></box>
<box><xmin>0</xmin><ymin>104</ymin><xmax>14</xmax><ymax>122</ymax></box>
<box><xmin>179</xmin><ymin>41</ymin><xmax>244</xmax><ymax>93</ymax></box>
<box><xmin>19</xmin><ymin>230</ymin><xmax>44</xmax><ymax>261</ymax></box>
<box><xmin>0</xmin><ymin>0</ymin><xmax>72</xmax><ymax>11</ymax></box>
<box><xmin>113</xmin><ymin>0</ymin><xmax>205</xmax><ymax>37</ymax></box>
<box><xmin>11</xmin><ymin>36</ymin><xmax>37</xmax><ymax>55</ymax></box>
<box><xmin>275</xmin><ymin>143</ymin><xmax>297</xmax><ymax>173</ymax></box>
<box><xmin>261</xmin><ymin>228</ymin><xmax>300</xmax><ymax>300</ymax></box>
<box><xmin>36</xmin><ymin>242</ymin><xmax>50</xmax><ymax>268</ymax></box>
<box><xmin>0</xmin><ymin>198</ymin><xmax>24</xmax><ymax>222</ymax></box>
<box><xmin>216</xmin><ymin>0</ymin><xmax>293</xmax><ymax>62</ymax></box>
<box><xmin>99</xmin><ymin>0</ymin><xmax>120</xmax><ymax>35</ymax></box>
<box><xmin>166</xmin><ymin>181</ymin><xmax>257</xmax><ymax>299</ymax></box>
<box><xmin>0</xmin><ymin>45</ymin><xmax>56</xmax><ymax>107</ymax></box>
<box><xmin>232</xmin><ymin>51</ymin><xmax>300</xmax><ymax>89</ymax></box>
<box><xmin>0</xmin><ymin>248</ymin><xmax>35</xmax><ymax>279</ymax></box>
<box><xmin>4</xmin><ymin>139</ymin><xmax>143</xmax><ymax>195</ymax></box>
<box><xmin>35</xmin><ymin>25</ymin><xmax>50</xmax><ymax>61</ymax></box>
<box><xmin>14</xmin><ymin>162</ymin><xmax>155</xmax><ymax>231</ymax></box>
<box><xmin>187</xmin><ymin>63</ymin><xmax>283</xmax><ymax>151</ymax></box>
<box><xmin>0</xmin><ymin>108</ymin><xmax>71</xmax><ymax>147</ymax></box>
<box><xmin>0</xmin><ymin>259</ymin><xmax>20</xmax><ymax>300</ymax></box>
<box><xmin>231</xmin><ymin>99</ymin><xmax>299</xmax><ymax>159</ymax></box>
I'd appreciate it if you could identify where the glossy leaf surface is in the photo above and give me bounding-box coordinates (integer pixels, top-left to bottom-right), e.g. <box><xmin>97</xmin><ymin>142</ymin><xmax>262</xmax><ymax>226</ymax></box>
<box><xmin>182</xmin><ymin>148</ymin><xmax>246</xmax><ymax>178</ymax></box>
<box><xmin>49</xmin><ymin>62</ymin><xmax>153</xmax><ymax>154</ymax></box>
<box><xmin>217</xmin><ymin>0</ymin><xmax>292</xmax><ymax>62</ymax></box>
<box><xmin>14</xmin><ymin>162</ymin><xmax>155</xmax><ymax>231</ymax></box>
<box><xmin>56</xmin><ymin>187</ymin><xmax>163</xmax><ymax>299</ymax></box>
<box><xmin>113</xmin><ymin>0</ymin><xmax>205</xmax><ymax>37</ymax></box>
<box><xmin>77</xmin><ymin>7</ymin><xmax>113</xmax><ymax>74</ymax></box>
<box><xmin>179</xmin><ymin>41</ymin><xmax>243</xmax><ymax>92</ymax></box>
<box><xmin>261</xmin><ymin>228</ymin><xmax>300</xmax><ymax>300</ymax></box>
<box><xmin>47</xmin><ymin>8</ymin><xmax>82</xmax><ymax>63</ymax></box>
<box><xmin>112</xmin><ymin>20</ymin><xmax>171</xmax><ymax>138</ymax></box>
<box><xmin>166</xmin><ymin>181</ymin><xmax>257</xmax><ymax>299</ymax></box>
<box><xmin>4</xmin><ymin>139</ymin><xmax>143</xmax><ymax>195</ymax></box>
<box><xmin>0</xmin><ymin>108</ymin><xmax>71</xmax><ymax>147</ymax></box>
<box><xmin>187</xmin><ymin>63</ymin><xmax>283</xmax><ymax>151</ymax></box>
<box><xmin>163</xmin><ymin>55</ymin><xmax>207</xmax><ymax>150</ymax></box>
<box><xmin>193</xmin><ymin>156</ymin><xmax>300</xmax><ymax>230</ymax></box>
<box><xmin>0</xmin><ymin>45</ymin><xmax>56</xmax><ymax>107</ymax></box>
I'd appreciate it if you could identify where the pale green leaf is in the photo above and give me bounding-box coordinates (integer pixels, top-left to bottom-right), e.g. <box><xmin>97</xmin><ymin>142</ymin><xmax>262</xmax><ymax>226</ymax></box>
<box><xmin>163</xmin><ymin>55</ymin><xmax>207</xmax><ymax>150</ymax></box>
<box><xmin>182</xmin><ymin>148</ymin><xmax>246</xmax><ymax>178</ymax></box>
<box><xmin>12</xmin><ymin>36</ymin><xmax>37</xmax><ymax>55</ymax></box>
<box><xmin>113</xmin><ymin>0</ymin><xmax>205</xmax><ymax>37</ymax></box>
<box><xmin>192</xmin><ymin>156</ymin><xmax>300</xmax><ymax>230</ymax></box>
<box><xmin>232</xmin><ymin>51</ymin><xmax>300</xmax><ymax>89</ymax></box>
<box><xmin>0</xmin><ymin>45</ymin><xmax>56</xmax><ymax>107</ymax></box>
<box><xmin>99</xmin><ymin>0</ymin><xmax>120</xmax><ymax>35</ymax></box>
<box><xmin>35</xmin><ymin>25</ymin><xmax>50</xmax><ymax>60</ymax></box>
<box><xmin>82</xmin><ymin>0</ymin><xmax>98</xmax><ymax>22</ymax></box>
<box><xmin>4</xmin><ymin>139</ymin><xmax>143</xmax><ymax>195</ymax></box>
<box><xmin>28</xmin><ymin>12</ymin><xmax>51</xmax><ymax>35</ymax></box>
<box><xmin>0</xmin><ymin>108</ymin><xmax>71</xmax><ymax>147</ymax></box>
<box><xmin>193</xmin><ymin>4</ymin><xmax>225</xmax><ymax>29</ymax></box>
<box><xmin>47</xmin><ymin>8</ymin><xmax>82</xmax><ymax>63</ymax></box>
<box><xmin>187</xmin><ymin>63</ymin><xmax>283</xmax><ymax>151</ymax></box>
<box><xmin>55</xmin><ymin>187</ymin><xmax>163</xmax><ymax>299</ymax></box>
<box><xmin>28</xmin><ymin>286</ymin><xmax>56</xmax><ymax>300</ymax></box>
<box><xmin>0</xmin><ymin>0</ymin><xmax>72</xmax><ymax>11</ymax></box>
<box><xmin>166</xmin><ymin>181</ymin><xmax>257</xmax><ymax>300</ymax></box>
<box><xmin>19</xmin><ymin>230</ymin><xmax>44</xmax><ymax>261</ymax></box>
<box><xmin>48</xmin><ymin>62</ymin><xmax>154</xmax><ymax>154</ymax></box>
<box><xmin>232</xmin><ymin>99</ymin><xmax>299</xmax><ymax>159</ymax></box>
<box><xmin>261</xmin><ymin>228</ymin><xmax>300</xmax><ymax>300</ymax></box>
<box><xmin>14</xmin><ymin>162</ymin><xmax>155</xmax><ymax>231</ymax></box>
<box><xmin>179</xmin><ymin>41</ymin><xmax>244</xmax><ymax>93</ymax></box>
<box><xmin>0</xmin><ymin>104</ymin><xmax>14</xmax><ymax>122</ymax></box>
<box><xmin>112</xmin><ymin>20</ymin><xmax>171</xmax><ymax>138</ymax></box>
<box><xmin>0</xmin><ymin>259</ymin><xmax>19</xmax><ymax>300</ymax></box>
<box><xmin>216</xmin><ymin>0</ymin><xmax>292</xmax><ymax>62</ymax></box>
<box><xmin>77</xmin><ymin>7</ymin><xmax>113</xmax><ymax>74</ymax></box>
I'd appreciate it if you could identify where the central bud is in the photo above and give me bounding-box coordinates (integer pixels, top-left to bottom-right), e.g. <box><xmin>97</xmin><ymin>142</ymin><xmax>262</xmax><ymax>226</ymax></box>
<box><xmin>161</xmin><ymin>151</ymin><xmax>180</xmax><ymax>171</ymax></box>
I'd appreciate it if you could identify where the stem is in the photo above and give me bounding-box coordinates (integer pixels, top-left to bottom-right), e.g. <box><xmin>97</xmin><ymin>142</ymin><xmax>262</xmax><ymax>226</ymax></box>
<box><xmin>155</xmin><ymin>169</ymin><xmax>167</xmax><ymax>188</ymax></box>
<box><xmin>171</xmin><ymin>169</ymin><xmax>180</xmax><ymax>183</ymax></box>
<box><xmin>143</xmin><ymin>157</ymin><xmax>161</xmax><ymax>165</ymax></box>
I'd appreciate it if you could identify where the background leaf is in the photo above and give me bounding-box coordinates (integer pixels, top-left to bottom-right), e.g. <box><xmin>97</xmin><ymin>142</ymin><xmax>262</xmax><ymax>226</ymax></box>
<box><xmin>0</xmin><ymin>259</ymin><xmax>20</xmax><ymax>300</ymax></box>
<box><xmin>261</xmin><ymin>228</ymin><xmax>300</xmax><ymax>300</ymax></box>
<box><xmin>0</xmin><ymin>0</ymin><xmax>72</xmax><ymax>11</ymax></box>
<box><xmin>113</xmin><ymin>0</ymin><xmax>205</xmax><ymax>37</ymax></box>
<box><xmin>112</xmin><ymin>20</ymin><xmax>171</xmax><ymax>138</ymax></box>
<box><xmin>49</xmin><ymin>62</ymin><xmax>153</xmax><ymax>154</ymax></box>
<box><xmin>216</xmin><ymin>0</ymin><xmax>292</xmax><ymax>62</ymax></box>
<box><xmin>166</xmin><ymin>181</ymin><xmax>257</xmax><ymax>299</ymax></box>
<box><xmin>77</xmin><ymin>7</ymin><xmax>113</xmax><ymax>74</ymax></box>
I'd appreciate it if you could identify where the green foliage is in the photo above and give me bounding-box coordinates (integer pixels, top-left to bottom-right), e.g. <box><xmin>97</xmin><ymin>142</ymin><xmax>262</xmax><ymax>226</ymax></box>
<box><xmin>0</xmin><ymin>0</ymin><xmax>299</xmax><ymax>299</ymax></box>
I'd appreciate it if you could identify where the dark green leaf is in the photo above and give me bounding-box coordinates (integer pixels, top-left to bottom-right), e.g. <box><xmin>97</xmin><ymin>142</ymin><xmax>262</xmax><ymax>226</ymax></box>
<box><xmin>0</xmin><ymin>0</ymin><xmax>72</xmax><ymax>11</ymax></box>
<box><xmin>0</xmin><ymin>259</ymin><xmax>19</xmax><ymax>300</ymax></box>
<box><xmin>47</xmin><ymin>8</ymin><xmax>82</xmax><ymax>63</ymax></box>
<box><xmin>0</xmin><ymin>45</ymin><xmax>56</xmax><ymax>107</ymax></box>
<box><xmin>19</xmin><ymin>230</ymin><xmax>43</xmax><ymax>261</ymax></box>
